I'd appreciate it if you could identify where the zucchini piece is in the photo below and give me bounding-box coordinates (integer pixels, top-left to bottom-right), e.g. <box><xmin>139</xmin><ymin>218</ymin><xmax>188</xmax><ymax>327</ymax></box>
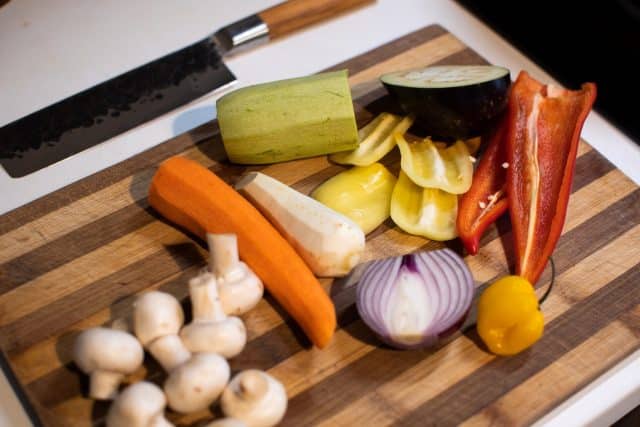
<box><xmin>390</xmin><ymin>171</ymin><xmax>458</xmax><ymax>241</ymax></box>
<box><xmin>381</xmin><ymin>65</ymin><xmax>510</xmax><ymax>139</ymax></box>
<box><xmin>396</xmin><ymin>134</ymin><xmax>473</xmax><ymax>194</ymax></box>
<box><xmin>217</xmin><ymin>70</ymin><xmax>358</xmax><ymax>164</ymax></box>
<box><xmin>330</xmin><ymin>113</ymin><xmax>414</xmax><ymax>166</ymax></box>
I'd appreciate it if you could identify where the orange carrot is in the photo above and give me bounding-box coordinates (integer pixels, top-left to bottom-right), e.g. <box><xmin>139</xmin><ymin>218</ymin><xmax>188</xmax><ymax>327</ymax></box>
<box><xmin>148</xmin><ymin>156</ymin><xmax>336</xmax><ymax>348</ymax></box>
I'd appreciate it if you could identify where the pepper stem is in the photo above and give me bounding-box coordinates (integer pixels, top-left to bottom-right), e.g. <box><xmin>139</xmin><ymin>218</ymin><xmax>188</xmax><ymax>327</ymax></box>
<box><xmin>538</xmin><ymin>257</ymin><xmax>555</xmax><ymax>306</ymax></box>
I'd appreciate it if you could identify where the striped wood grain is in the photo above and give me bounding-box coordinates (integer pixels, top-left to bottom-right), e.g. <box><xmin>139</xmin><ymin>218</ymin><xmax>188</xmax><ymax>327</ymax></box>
<box><xmin>0</xmin><ymin>25</ymin><xmax>638</xmax><ymax>427</ymax></box>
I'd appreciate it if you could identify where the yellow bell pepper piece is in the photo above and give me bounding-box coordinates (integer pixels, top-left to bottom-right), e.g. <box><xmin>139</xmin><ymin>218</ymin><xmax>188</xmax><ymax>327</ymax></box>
<box><xmin>311</xmin><ymin>163</ymin><xmax>396</xmax><ymax>234</ymax></box>
<box><xmin>477</xmin><ymin>275</ymin><xmax>544</xmax><ymax>356</ymax></box>
<box><xmin>330</xmin><ymin>114</ymin><xmax>414</xmax><ymax>166</ymax></box>
<box><xmin>390</xmin><ymin>171</ymin><xmax>458</xmax><ymax>241</ymax></box>
<box><xmin>396</xmin><ymin>134</ymin><xmax>473</xmax><ymax>194</ymax></box>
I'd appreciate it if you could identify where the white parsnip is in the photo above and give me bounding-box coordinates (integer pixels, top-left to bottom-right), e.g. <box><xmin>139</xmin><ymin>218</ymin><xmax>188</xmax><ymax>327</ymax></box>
<box><xmin>236</xmin><ymin>172</ymin><xmax>365</xmax><ymax>277</ymax></box>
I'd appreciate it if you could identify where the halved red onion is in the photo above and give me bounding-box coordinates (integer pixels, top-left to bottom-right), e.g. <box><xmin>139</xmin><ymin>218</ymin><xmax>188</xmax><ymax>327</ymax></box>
<box><xmin>356</xmin><ymin>248</ymin><xmax>474</xmax><ymax>349</ymax></box>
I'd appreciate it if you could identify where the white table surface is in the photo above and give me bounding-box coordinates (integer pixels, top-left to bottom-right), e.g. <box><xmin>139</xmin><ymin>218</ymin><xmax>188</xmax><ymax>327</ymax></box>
<box><xmin>1</xmin><ymin>1</ymin><xmax>639</xmax><ymax>426</ymax></box>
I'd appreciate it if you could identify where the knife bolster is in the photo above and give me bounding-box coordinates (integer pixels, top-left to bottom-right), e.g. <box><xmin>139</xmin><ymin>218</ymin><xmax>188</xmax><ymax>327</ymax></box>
<box><xmin>213</xmin><ymin>15</ymin><xmax>269</xmax><ymax>56</ymax></box>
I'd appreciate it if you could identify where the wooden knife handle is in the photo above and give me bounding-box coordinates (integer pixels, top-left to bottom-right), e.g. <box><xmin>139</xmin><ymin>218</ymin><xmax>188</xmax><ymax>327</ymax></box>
<box><xmin>259</xmin><ymin>0</ymin><xmax>375</xmax><ymax>40</ymax></box>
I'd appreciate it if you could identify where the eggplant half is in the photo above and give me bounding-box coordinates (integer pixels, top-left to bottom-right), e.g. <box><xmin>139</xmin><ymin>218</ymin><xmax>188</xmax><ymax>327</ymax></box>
<box><xmin>381</xmin><ymin>65</ymin><xmax>510</xmax><ymax>139</ymax></box>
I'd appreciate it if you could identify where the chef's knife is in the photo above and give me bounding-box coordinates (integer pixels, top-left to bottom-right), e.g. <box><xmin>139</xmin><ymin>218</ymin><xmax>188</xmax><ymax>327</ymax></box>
<box><xmin>0</xmin><ymin>0</ymin><xmax>374</xmax><ymax>178</ymax></box>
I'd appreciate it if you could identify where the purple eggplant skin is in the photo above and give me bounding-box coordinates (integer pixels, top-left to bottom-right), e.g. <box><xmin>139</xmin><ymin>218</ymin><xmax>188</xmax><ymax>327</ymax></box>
<box><xmin>382</xmin><ymin>74</ymin><xmax>511</xmax><ymax>140</ymax></box>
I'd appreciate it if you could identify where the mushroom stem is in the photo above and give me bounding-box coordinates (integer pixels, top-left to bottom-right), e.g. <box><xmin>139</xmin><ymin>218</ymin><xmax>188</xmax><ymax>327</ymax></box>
<box><xmin>208</xmin><ymin>233</ymin><xmax>242</xmax><ymax>280</ymax></box>
<box><xmin>147</xmin><ymin>335</ymin><xmax>191</xmax><ymax>372</ymax></box>
<box><xmin>189</xmin><ymin>272</ymin><xmax>226</xmax><ymax>322</ymax></box>
<box><xmin>89</xmin><ymin>371</ymin><xmax>124</xmax><ymax>400</ymax></box>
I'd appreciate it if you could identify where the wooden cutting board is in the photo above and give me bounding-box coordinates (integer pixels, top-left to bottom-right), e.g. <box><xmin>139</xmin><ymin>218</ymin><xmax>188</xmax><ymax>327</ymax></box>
<box><xmin>1</xmin><ymin>25</ymin><xmax>639</xmax><ymax>427</ymax></box>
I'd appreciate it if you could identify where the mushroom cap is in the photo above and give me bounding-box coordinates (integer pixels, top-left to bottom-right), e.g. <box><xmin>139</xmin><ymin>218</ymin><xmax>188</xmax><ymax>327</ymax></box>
<box><xmin>221</xmin><ymin>370</ymin><xmax>287</xmax><ymax>427</ymax></box>
<box><xmin>73</xmin><ymin>327</ymin><xmax>144</xmax><ymax>375</ymax></box>
<box><xmin>218</xmin><ymin>265</ymin><xmax>263</xmax><ymax>316</ymax></box>
<box><xmin>134</xmin><ymin>291</ymin><xmax>184</xmax><ymax>346</ymax></box>
<box><xmin>164</xmin><ymin>352</ymin><xmax>230</xmax><ymax>414</ymax></box>
<box><xmin>205</xmin><ymin>419</ymin><xmax>247</xmax><ymax>427</ymax></box>
<box><xmin>180</xmin><ymin>317</ymin><xmax>246</xmax><ymax>359</ymax></box>
<box><xmin>106</xmin><ymin>381</ymin><xmax>168</xmax><ymax>427</ymax></box>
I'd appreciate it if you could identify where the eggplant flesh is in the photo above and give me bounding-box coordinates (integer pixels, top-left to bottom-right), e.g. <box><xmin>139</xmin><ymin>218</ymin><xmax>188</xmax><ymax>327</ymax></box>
<box><xmin>381</xmin><ymin>66</ymin><xmax>511</xmax><ymax>139</ymax></box>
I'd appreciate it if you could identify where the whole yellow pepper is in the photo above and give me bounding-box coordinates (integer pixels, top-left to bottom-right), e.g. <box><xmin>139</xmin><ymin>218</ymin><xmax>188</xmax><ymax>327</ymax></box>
<box><xmin>477</xmin><ymin>275</ymin><xmax>544</xmax><ymax>356</ymax></box>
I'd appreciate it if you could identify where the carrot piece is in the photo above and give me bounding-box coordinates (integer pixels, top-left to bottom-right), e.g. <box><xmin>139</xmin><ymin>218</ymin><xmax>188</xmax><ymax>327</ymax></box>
<box><xmin>148</xmin><ymin>156</ymin><xmax>336</xmax><ymax>348</ymax></box>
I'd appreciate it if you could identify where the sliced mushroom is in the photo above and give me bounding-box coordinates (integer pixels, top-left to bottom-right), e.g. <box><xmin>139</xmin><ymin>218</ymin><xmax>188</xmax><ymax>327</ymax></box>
<box><xmin>180</xmin><ymin>271</ymin><xmax>247</xmax><ymax>359</ymax></box>
<box><xmin>164</xmin><ymin>352</ymin><xmax>230</xmax><ymax>414</ymax></box>
<box><xmin>207</xmin><ymin>233</ymin><xmax>263</xmax><ymax>315</ymax></box>
<box><xmin>106</xmin><ymin>381</ymin><xmax>174</xmax><ymax>427</ymax></box>
<box><xmin>220</xmin><ymin>370</ymin><xmax>287</xmax><ymax>427</ymax></box>
<box><xmin>133</xmin><ymin>291</ymin><xmax>191</xmax><ymax>372</ymax></box>
<box><xmin>73</xmin><ymin>327</ymin><xmax>144</xmax><ymax>400</ymax></box>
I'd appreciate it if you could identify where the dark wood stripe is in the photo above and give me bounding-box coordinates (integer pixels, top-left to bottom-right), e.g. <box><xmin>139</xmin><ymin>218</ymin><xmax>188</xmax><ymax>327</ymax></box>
<box><xmin>325</xmin><ymin>25</ymin><xmax>447</xmax><ymax>74</ymax></box>
<box><xmin>396</xmin><ymin>264</ymin><xmax>640</xmax><ymax>426</ymax></box>
<box><xmin>280</xmin><ymin>188</ymin><xmax>640</xmax><ymax>425</ymax></box>
<box><xmin>0</xmin><ymin>25</ymin><xmax>448</xmax><ymax>235</ymax></box>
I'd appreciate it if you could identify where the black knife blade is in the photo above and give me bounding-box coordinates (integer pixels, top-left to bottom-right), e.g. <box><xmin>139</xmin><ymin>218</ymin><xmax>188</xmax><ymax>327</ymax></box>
<box><xmin>0</xmin><ymin>37</ymin><xmax>235</xmax><ymax>178</ymax></box>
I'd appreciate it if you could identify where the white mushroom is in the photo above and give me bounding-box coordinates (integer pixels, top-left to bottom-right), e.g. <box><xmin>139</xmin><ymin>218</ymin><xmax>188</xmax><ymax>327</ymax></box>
<box><xmin>204</xmin><ymin>419</ymin><xmax>247</xmax><ymax>427</ymax></box>
<box><xmin>73</xmin><ymin>327</ymin><xmax>144</xmax><ymax>400</ymax></box>
<box><xmin>133</xmin><ymin>291</ymin><xmax>191</xmax><ymax>372</ymax></box>
<box><xmin>180</xmin><ymin>272</ymin><xmax>247</xmax><ymax>359</ymax></box>
<box><xmin>106</xmin><ymin>381</ymin><xmax>174</xmax><ymax>427</ymax></box>
<box><xmin>164</xmin><ymin>352</ymin><xmax>230</xmax><ymax>414</ymax></box>
<box><xmin>220</xmin><ymin>370</ymin><xmax>287</xmax><ymax>427</ymax></box>
<box><xmin>207</xmin><ymin>233</ymin><xmax>263</xmax><ymax>315</ymax></box>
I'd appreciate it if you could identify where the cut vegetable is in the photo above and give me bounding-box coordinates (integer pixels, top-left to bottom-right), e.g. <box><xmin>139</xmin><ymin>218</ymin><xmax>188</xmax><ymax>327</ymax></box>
<box><xmin>390</xmin><ymin>171</ymin><xmax>458</xmax><ymax>241</ymax></box>
<box><xmin>311</xmin><ymin>163</ymin><xmax>396</xmax><ymax>234</ymax></box>
<box><xmin>236</xmin><ymin>172</ymin><xmax>365</xmax><ymax>277</ymax></box>
<box><xmin>396</xmin><ymin>134</ymin><xmax>473</xmax><ymax>194</ymax></box>
<box><xmin>356</xmin><ymin>249</ymin><xmax>474</xmax><ymax>349</ymax></box>
<box><xmin>456</xmin><ymin>118</ymin><xmax>509</xmax><ymax>255</ymax></box>
<box><xmin>381</xmin><ymin>65</ymin><xmax>510</xmax><ymax>139</ymax></box>
<box><xmin>217</xmin><ymin>70</ymin><xmax>358</xmax><ymax>164</ymax></box>
<box><xmin>477</xmin><ymin>275</ymin><xmax>544</xmax><ymax>356</ymax></box>
<box><xmin>148</xmin><ymin>156</ymin><xmax>336</xmax><ymax>348</ymax></box>
<box><xmin>329</xmin><ymin>113</ymin><xmax>414</xmax><ymax>166</ymax></box>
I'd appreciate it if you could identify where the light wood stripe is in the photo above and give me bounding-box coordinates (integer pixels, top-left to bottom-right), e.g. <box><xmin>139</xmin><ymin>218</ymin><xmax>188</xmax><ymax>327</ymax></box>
<box><xmin>462</xmin><ymin>319</ymin><xmax>640</xmax><ymax>426</ymax></box>
<box><xmin>348</xmin><ymin>33</ymin><xmax>466</xmax><ymax>86</ymax></box>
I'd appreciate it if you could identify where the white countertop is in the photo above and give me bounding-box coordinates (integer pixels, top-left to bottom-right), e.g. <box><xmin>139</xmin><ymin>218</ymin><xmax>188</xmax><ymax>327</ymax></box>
<box><xmin>1</xmin><ymin>1</ymin><xmax>639</xmax><ymax>426</ymax></box>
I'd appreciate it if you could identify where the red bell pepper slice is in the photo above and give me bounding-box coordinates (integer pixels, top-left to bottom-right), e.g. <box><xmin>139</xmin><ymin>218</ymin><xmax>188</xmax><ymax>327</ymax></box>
<box><xmin>507</xmin><ymin>71</ymin><xmax>596</xmax><ymax>284</ymax></box>
<box><xmin>457</xmin><ymin>118</ymin><xmax>509</xmax><ymax>255</ymax></box>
